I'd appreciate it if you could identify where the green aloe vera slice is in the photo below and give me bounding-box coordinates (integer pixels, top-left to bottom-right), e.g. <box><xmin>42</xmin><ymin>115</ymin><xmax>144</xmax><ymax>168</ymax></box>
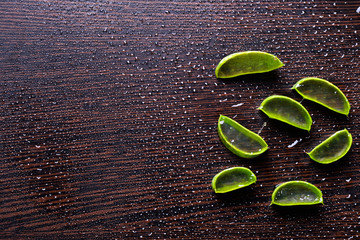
<box><xmin>308</xmin><ymin>129</ymin><xmax>352</xmax><ymax>164</ymax></box>
<box><xmin>218</xmin><ymin>115</ymin><xmax>268</xmax><ymax>158</ymax></box>
<box><xmin>212</xmin><ymin>167</ymin><xmax>257</xmax><ymax>193</ymax></box>
<box><xmin>215</xmin><ymin>51</ymin><xmax>284</xmax><ymax>78</ymax></box>
<box><xmin>258</xmin><ymin>95</ymin><xmax>312</xmax><ymax>131</ymax></box>
<box><xmin>271</xmin><ymin>181</ymin><xmax>323</xmax><ymax>206</ymax></box>
<box><xmin>292</xmin><ymin>77</ymin><xmax>350</xmax><ymax>116</ymax></box>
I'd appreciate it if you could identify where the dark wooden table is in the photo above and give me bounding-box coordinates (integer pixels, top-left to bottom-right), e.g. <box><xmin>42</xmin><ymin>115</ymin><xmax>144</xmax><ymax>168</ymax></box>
<box><xmin>1</xmin><ymin>0</ymin><xmax>360</xmax><ymax>239</ymax></box>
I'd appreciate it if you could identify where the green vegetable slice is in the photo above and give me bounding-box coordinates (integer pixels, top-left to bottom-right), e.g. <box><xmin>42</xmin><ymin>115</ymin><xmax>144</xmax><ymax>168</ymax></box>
<box><xmin>218</xmin><ymin>115</ymin><xmax>268</xmax><ymax>158</ymax></box>
<box><xmin>271</xmin><ymin>181</ymin><xmax>323</xmax><ymax>206</ymax></box>
<box><xmin>215</xmin><ymin>51</ymin><xmax>284</xmax><ymax>78</ymax></box>
<box><xmin>212</xmin><ymin>167</ymin><xmax>256</xmax><ymax>193</ymax></box>
<box><xmin>308</xmin><ymin>129</ymin><xmax>352</xmax><ymax>164</ymax></box>
<box><xmin>258</xmin><ymin>95</ymin><xmax>312</xmax><ymax>131</ymax></box>
<box><xmin>292</xmin><ymin>77</ymin><xmax>350</xmax><ymax>116</ymax></box>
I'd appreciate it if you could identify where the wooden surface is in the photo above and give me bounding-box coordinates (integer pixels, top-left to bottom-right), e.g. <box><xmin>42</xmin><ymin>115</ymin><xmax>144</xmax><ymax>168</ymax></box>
<box><xmin>1</xmin><ymin>0</ymin><xmax>360</xmax><ymax>239</ymax></box>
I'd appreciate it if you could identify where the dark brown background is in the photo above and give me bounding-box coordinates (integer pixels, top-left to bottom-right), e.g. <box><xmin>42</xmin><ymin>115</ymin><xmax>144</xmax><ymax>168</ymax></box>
<box><xmin>1</xmin><ymin>0</ymin><xmax>360</xmax><ymax>239</ymax></box>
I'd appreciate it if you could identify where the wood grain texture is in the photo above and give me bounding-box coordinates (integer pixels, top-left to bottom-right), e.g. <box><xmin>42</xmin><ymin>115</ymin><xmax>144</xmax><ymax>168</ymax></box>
<box><xmin>0</xmin><ymin>0</ymin><xmax>359</xmax><ymax>239</ymax></box>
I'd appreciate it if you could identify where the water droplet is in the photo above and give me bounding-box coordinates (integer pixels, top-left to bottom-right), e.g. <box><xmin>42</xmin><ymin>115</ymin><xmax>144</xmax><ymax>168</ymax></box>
<box><xmin>231</xmin><ymin>103</ymin><xmax>244</xmax><ymax>107</ymax></box>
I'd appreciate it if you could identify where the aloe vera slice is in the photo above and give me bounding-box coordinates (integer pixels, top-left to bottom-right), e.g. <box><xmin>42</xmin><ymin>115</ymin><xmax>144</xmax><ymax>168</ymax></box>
<box><xmin>292</xmin><ymin>77</ymin><xmax>350</xmax><ymax>116</ymax></box>
<box><xmin>215</xmin><ymin>51</ymin><xmax>284</xmax><ymax>78</ymax></box>
<box><xmin>308</xmin><ymin>129</ymin><xmax>352</xmax><ymax>164</ymax></box>
<box><xmin>212</xmin><ymin>167</ymin><xmax>256</xmax><ymax>193</ymax></box>
<box><xmin>218</xmin><ymin>115</ymin><xmax>268</xmax><ymax>158</ymax></box>
<box><xmin>271</xmin><ymin>181</ymin><xmax>323</xmax><ymax>206</ymax></box>
<box><xmin>258</xmin><ymin>95</ymin><xmax>312</xmax><ymax>131</ymax></box>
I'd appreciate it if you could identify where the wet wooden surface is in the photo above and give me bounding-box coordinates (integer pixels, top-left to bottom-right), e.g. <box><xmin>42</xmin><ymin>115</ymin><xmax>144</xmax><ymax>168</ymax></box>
<box><xmin>1</xmin><ymin>0</ymin><xmax>360</xmax><ymax>239</ymax></box>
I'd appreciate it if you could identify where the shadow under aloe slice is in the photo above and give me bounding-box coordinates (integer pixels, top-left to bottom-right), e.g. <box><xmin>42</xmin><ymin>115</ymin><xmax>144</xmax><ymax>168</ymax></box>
<box><xmin>212</xmin><ymin>167</ymin><xmax>256</xmax><ymax>193</ymax></box>
<box><xmin>218</xmin><ymin>115</ymin><xmax>268</xmax><ymax>158</ymax></box>
<box><xmin>271</xmin><ymin>181</ymin><xmax>323</xmax><ymax>206</ymax></box>
<box><xmin>308</xmin><ymin>129</ymin><xmax>352</xmax><ymax>164</ymax></box>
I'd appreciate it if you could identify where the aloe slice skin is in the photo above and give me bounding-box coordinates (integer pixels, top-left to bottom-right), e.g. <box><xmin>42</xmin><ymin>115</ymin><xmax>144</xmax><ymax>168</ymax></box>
<box><xmin>308</xmin><ymin>129</ymin><xmax>352</xmax><ymax>164</ymax></box>
<box><xmin>218</xmin><ymin>115</ymin><xmax>268</xmax><ymax>158</ymax></box>
<box><xmin>292</xmin><ymin>77</ymin><xmax>350</xmax><ymax>116</ymax></box>
<box><xmin>215</xmin><ymin>51</ymin><xmax>284</xmax><ymax>78</ymax></box>
<box><xmin>212</xmin><ymin>167</ymin><xmax>257</xmax><ymax>193</ymax></box>
<box><xmin>258</xmin><ymin>95</ymin><xmax>312</xmax><ymax>131</ymax></box>
<box><xmin>271</xmin><ymin>181</ymin><xmax>323</xmax><ymax>206</ymax></box>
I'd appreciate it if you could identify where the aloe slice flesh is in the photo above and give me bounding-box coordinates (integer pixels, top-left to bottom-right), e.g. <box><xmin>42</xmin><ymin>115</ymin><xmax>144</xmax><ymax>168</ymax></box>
<box><xmin>215</xmin><ymin>51</ymin><xmax>284</xmax><ymax>78</ymax></box>
<box><xmin>308</xmin><ymin>129</ymin><xmax>352</xmax><ymax>164</ymax></box>
<box><xmin>218</xmin><ymin>115</ymin><xmax>268</xmax><ymax>158</ymax></box>
<box><xmin>292</xmin><ymin>77</ymin><xmax>350</xmax><ymax>116</ymax></box>
<box><xmin>271</xmin><ymin>181</ymin><xmax>323</xmax><ymax>206</ymax></box>
<box><xmin>212</xmin><ymin>167</ymin><xmax>257</xmax><ymax>193</ymax></box>
<box><xmin>258</xmin><ymin>95</ymin><xmax>312</xmax><ymax>131</ymax></box>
